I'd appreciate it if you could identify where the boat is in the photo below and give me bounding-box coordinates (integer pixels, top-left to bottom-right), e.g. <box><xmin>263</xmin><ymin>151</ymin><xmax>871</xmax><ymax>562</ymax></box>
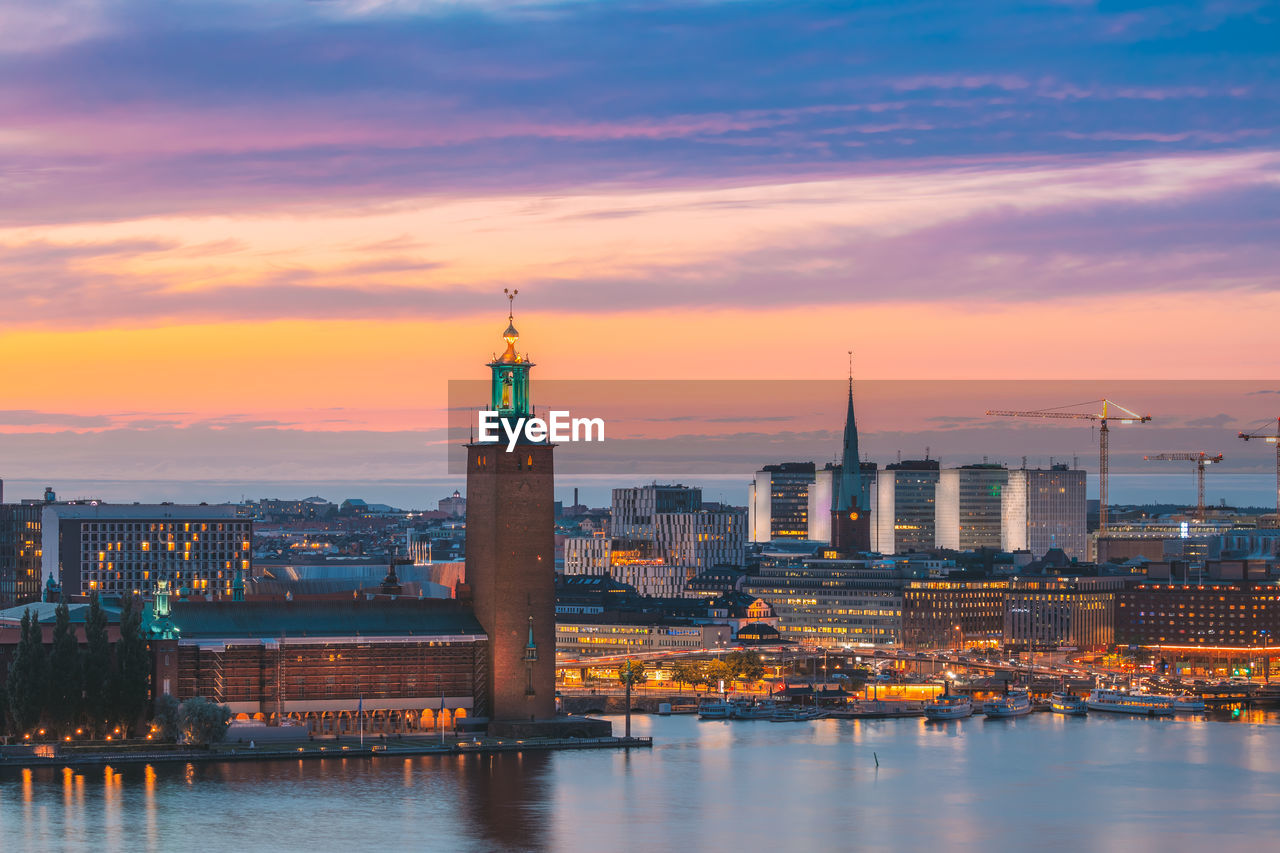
<box><xmin>697</xmin><ymin>699</ymin><xmax>733</xmax><ymax>719</ymax></box>
<box><xmin>1085</xmin><ymin>689</ymin><xmax>1174</xmax><ymax>716</ymax></box>
<box><xmin>770</xmin><ymin>705</ymin><xmax>826</xmax><ymax>722</ymax></box>
<box><xmin>982</xmin><ymin>689</ymin><xmax>1032</xmax><ymax>718</ymax></box>
<box><xmin>1172</xmin><ymin>695</ymin><xmax>1205</xmax><ymax>713</ymax></box>
<box><xmin>731</xmin><ymin>700</ymin><xmax>778</xmax><ymax>720</ymax></box>
<box><xmin>1049</xmin><ymin>692</ymin><xmax>1088</xmax><ymax>716</ymax></box>
<box><xmin>924</xmin><ymin>685</ymin><xmax>973</xmax><ymax>720</ymax></box>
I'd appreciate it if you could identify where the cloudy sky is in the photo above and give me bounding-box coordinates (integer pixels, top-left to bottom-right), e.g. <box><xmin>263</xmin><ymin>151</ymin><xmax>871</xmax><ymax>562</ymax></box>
<box><xmin>0</xmin><ymin>0</ymin><xmax>1277</xmax><ymax>506</ymax></box>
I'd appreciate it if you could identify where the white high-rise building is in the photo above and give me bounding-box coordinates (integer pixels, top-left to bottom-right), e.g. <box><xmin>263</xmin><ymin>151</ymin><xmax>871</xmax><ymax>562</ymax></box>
<box><xmin>936</xmin><ymin>464</ymin><xmax>1009</xmax><ymax>551</ymax></box>
<box><xmin>748</xmin><ymin>462</ymin><xmax>815</xmax><ymax>542</ymax></box>
<box><xmin>1001</xmin><ymin>465</ymin><xmax>1087</xmax><ymax>560</ymax></box>
<box><xmin>876</xmin><ymin>460</ymin><xmax>940</xmax><ymax>555</ymax></box>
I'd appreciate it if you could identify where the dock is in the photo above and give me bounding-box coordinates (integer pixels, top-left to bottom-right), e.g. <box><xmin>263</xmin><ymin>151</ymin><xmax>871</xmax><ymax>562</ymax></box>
<box><xmin>0</xmin><ymin>735</ymin><xmax>652</xmax><ymax>770</ymax></box>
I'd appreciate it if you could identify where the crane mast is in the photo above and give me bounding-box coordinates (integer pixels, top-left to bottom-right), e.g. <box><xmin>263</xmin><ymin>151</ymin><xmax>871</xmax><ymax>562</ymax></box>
<box><xmin>1142</xmin><ymin>452</ymin><xmax>1224</xmax><ymax>521</ymax></box>
<box><xmin>1238</xmin><ymin>417</ymin><xmax>1280</xmax><ymax>516</ymax></box>
<box><xmin>986</xmin><ymin>399</ymin><xmax>1152</xmax><ymax>535</ymax></box>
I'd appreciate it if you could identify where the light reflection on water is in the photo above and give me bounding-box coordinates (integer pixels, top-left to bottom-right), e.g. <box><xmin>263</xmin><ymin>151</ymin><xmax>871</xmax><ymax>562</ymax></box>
<box><xmin>2</xmin><ymin>712</ymin><xmax>1280</xmax><ymax>852</ymax></box>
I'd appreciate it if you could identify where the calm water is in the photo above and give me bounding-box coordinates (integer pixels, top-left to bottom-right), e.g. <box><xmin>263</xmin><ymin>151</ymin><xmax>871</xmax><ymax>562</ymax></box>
<box><xmin>4</xmin><ymin>711</ymin><xmax>1280</xmax><ymax>852</ymax></box>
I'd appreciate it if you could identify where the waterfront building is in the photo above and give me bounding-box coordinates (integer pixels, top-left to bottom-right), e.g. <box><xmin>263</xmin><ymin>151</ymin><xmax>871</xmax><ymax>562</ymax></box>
<box><xmin>1116</xmin><ymin>563</ymin><xmax>1280</xmax><ymax>653</ymax></box>
<box><xmin>1003</xmin><ymin>576</ymin><xmax>1124</xmax><ymax>650</ymax></box>
<box><xmin>148</xmin><ymin>596</ymin><xmax>489</xmax><ymax>734</ymax></box>
<box><xmin>744</xmin><ymin>556</ymin><xmax>925</xmax><ymax>647</ymax></box>
<box><xmin>41</xmin><ymin>503</ymin><xmax>250</xmax><ymax>599</ymax></box>
<box><xmin>1001</xmin><ymin>465</ymin><xmax>1087</xmax><ymax>560</ymax></box>
<box><xmin>901</xmin><ymin>580</ymin><xmax>1008</xmax><ymax>650</ymax></box>
<box><xmin>935</xmin><ymin>464</ymin><xmax>1008</xmax><ymax>551</ymax></box>
<box><xmin>555</xmin><ymin>619</ymin><xmax>731</xmax><ymax>657</ymax></box>
<box><xmin>749</xmin><ymin>462</ymin><xmax>816</xmax><ymax>542</ymax></box>
<box><xmin>876</xmin><ymin>460</ymin><xmax>940</xmax><ymax>555</ymax></box>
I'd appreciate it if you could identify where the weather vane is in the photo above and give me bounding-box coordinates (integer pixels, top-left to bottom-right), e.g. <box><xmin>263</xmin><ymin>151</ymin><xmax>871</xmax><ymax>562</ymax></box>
<box><xmin>504</xmin><ymin>287</ymin><xmax>518</xmax><ymax>319</ymax></box>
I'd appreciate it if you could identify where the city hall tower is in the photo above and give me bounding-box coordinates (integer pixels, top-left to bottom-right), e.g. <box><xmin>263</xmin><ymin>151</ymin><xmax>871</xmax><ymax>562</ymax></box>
<box><xmin>465</xmin><ymin>292</ymin><xmax>557</xmax><ymax>724</ymax></box>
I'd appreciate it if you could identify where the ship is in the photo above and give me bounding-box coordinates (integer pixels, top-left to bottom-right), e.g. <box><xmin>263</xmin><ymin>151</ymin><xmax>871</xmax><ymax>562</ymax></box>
<box><xmin>1085</xmin><ymin>689</ymin><xmax>1174</xmax><ymax>716</ymax></box>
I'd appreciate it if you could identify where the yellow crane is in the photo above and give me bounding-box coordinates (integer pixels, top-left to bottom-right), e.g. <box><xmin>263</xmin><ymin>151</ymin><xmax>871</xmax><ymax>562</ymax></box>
<box><xmin>1142</xmin><ymin>452</ymin><xmax>1223</xmax><ymax>521</ymax></box>
<box><xmin>1238</xmin><ymin>417</ymin><xmax>1280</xmax><ymax>515</ymax></box>
<box><xmin>986</xmin><ymin>399</ymin><xmax>1152</xmax><ymax>535</ymax></box>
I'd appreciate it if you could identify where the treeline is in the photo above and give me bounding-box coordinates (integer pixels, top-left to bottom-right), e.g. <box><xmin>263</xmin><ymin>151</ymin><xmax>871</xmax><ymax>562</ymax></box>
<box><xmin>2</xmin><ymin>594</ymin><xmax>151</xmax><ymax>740</ymax></box>
<box><xmin>664</xmin><ymin>651</ymin><xmax>767</xmax><ymax>691</ymax></box>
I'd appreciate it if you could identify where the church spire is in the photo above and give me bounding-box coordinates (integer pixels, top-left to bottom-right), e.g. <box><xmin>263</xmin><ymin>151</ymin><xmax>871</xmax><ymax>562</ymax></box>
<box><xmin>835</xmin><ymin>350</ymin><xmax>864</xmax><ymax>513</ymax></box>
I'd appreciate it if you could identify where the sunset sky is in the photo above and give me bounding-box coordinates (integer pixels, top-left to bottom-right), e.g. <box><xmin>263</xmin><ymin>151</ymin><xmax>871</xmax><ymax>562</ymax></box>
<box><xmin>1</xmin><ymin>0</ymin><xmax>1277</xmax><ymax>506</ymax></box>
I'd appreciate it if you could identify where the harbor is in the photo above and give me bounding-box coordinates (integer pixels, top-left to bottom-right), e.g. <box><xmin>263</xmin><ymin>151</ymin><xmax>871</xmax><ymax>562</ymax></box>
<box><xmin>6</xmin><ymin>711</ymin><xmax>1280</xmax><ymax>853</ymax></box>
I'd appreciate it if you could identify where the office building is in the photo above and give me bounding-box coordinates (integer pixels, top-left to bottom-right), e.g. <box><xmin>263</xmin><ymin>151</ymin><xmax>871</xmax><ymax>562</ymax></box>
<box><xmin>935</xmin><ymin>464</ymin><xmax>1008</xmax><ymax>551</ymax></box>
<box><xmin>1002</xmin><ymin>465</ymin><xmax>1087</xmax><ymax>560</ymax></box>
<box><xmin>876</xmin><ymin>460</ymin><xmax>940</xmax><ymax>555</ymax></box>
<box><xmin>41</xmin><ymin>503</ymin><xmax>250</xmax><ymax>598</ymax></box>
<box><xmin>744</xmin><ymin>556</ymin><xmax>926</xmax><ymax>647</ymax></box>
<box><xmin>0</xmin><ymin>502</ymin><xmax>42</xmax><ymax>608</ymax></box>
<box><xmin>749</xmin><ymin>462</ymin><xmax>815</xmax><ymax>542</ymax></box>
<box><xmin>612</xmin><ymin>484</ymin><xmax>701</xmax><ymax>538</ymax></box>
<box><xmin>564</xmin><ymin>485</ymin><xmax>745</xmax><ymax>597</ymax></box>
<box><xmin>901</xmin><ymin>580</ymin><xmax>1008</xmax><ymax>650</ymax></box>
<box><xmin>556</xmin><ymin>620</ymin><xmax>732</xmax><ymax>657</ymax></box>
<box><xmin>1003</xmin><ymin>576</ymin><xmax>1123</xmax><ymax>650</ymax></box>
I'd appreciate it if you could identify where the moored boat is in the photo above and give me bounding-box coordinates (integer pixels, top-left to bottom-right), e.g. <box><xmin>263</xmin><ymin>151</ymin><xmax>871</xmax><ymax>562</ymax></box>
<box><xmin>1049</xmin><ymin>692</ymin><xmax>1088</xmax><ymax>715</ymax></box>
<box><xmin>1172</xmin><ymin>695</ymin><xmax>1205</xmax><ymax>713</ymax></box>
<box><xmin>1086</xmin><ymin>689</ymin><xmax>1174</xmax><ymax>716</ymax></box>
<box><xmin>731</xmin><ymin>700</ymin><xmax>778</xmax><ymax>720</ymax></box>
<box><xmin>924</xmin><ymin>688</ymin><xmax>973</xmax><ymax>721</ymax></box>
<box><xmin>982</xmin><ymin>689</ymin><xmax>1032</xmax><ymax>718</ymax></box>
<box><xmin>698</xmin><ymin>699</ymin><xmax>733</xmax><ymax>719</ymax></box>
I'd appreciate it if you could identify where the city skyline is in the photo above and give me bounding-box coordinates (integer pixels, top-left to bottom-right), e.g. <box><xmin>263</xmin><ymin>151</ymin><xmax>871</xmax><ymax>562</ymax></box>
<box><xmin>2</xmin><ymin>1</ymin><xmax>1278</xmax><ymax>500</ymax></box>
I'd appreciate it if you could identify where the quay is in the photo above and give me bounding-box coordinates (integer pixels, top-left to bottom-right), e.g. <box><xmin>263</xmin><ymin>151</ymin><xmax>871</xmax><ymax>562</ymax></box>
<box><xmin>0</xmin><ymin>734</ymin><xmax>652</xmax><ymax>771</ymax></box>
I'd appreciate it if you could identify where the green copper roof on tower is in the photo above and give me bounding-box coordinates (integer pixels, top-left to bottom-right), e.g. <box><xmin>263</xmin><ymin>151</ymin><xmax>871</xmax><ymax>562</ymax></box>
<box><xmin>489</xmin><ymin>288</ymin><xmax>533</xmax><ymax>417</ymax></box>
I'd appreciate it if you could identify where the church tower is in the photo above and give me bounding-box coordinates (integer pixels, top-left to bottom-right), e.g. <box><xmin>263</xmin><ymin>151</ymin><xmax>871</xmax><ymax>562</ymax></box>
<box><xmin>465</xmin><ymin>291</ymin><xmax>557</xmax><ymax>724</ymax></box>
<box><xmin>830</xmin><ymin>353</ymin><xmax>872</xmax><ymax>553</ymax></box>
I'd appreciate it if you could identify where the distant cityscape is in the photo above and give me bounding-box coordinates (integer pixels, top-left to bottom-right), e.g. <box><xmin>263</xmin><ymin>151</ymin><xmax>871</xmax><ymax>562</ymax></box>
<box><xmin>5</xmin><ymin>353</ymin><xmax>1280</xmax><ymax>739</ymax></box>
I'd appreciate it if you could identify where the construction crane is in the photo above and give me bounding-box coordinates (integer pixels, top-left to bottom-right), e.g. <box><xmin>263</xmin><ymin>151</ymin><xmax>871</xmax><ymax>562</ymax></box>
<box><xmin>1238</xmin><ymin>417</ymin><xmax>1280</xmax><ymax>516</ymax></box>
<box><xmin>1142</xmin><ymin>452</ymin><xmax>1223</xmax><ymax>521</ymax></box>
<box><xmin>986</xmin><ymin>399</ymin><xmax>1152</xmax><ymax>535</ymax></box>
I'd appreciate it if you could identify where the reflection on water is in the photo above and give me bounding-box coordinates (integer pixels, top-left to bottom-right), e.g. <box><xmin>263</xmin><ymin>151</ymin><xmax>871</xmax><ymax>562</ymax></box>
<box><xmin>3</xmin><ymin>713</ymin><xmax>1280</xmax><ymax>852</ymax></box>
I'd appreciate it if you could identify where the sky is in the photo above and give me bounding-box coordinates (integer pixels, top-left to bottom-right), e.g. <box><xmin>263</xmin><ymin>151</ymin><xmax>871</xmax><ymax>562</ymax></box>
<box><xmin>1</xmin><ymin>0</ymin><xmax>1278</xmax><ymax>507</ymax></box>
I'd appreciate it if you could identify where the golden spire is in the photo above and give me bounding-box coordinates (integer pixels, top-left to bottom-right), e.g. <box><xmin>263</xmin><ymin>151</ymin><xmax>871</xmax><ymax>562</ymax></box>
<box><xmin>499</xmin><ymin>288</ymin><xmax>521</xmax><ymax>363</ymax></box>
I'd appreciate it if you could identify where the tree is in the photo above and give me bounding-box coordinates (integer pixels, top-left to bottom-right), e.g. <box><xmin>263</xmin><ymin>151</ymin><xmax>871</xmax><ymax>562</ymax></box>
<box><xmin>153</xmin><ymin>693</ymin><xmax>182</xmax><ymax>742</ymax></box>
<box><xmin>48</xmin><ymin>598</ymin><xmax>84</xmax><ymax>736</ymax></box>
<box><xmin>617</xmin><ymin>660</ymin><xmax>646</xmax><ymax>739</ymax></box>
<box><xmin>179</xmin><ymin>696</ymin><xmax>232</xmax><ymax>746</ymax></box>
<box><xmin>705</xmin><ymin>659</ymin><xmax>734</xmax><ymax>692</ymax></box>
<box><xmin>669</xmin><ymin>660</ymin><xmax>700</xmax><ymax>693</ymax></box>
<box><xmin>726</xmin><ymin>651</ymin><xmax>765</xmax><ymax>683</ymax></box>
<box><xmin>82</xmin><ymin>592</ymin><xmax>113</xmax><ymax>737</ymax></box>
<box><xmin>6</xmin><ymin>609</ymin><xmax>50</xmax><ymax>737</ymax></box>
<box><xmin>114</xmin><ymin>595</ymin><xmax>152</xmax><ymax>737</ymax></box>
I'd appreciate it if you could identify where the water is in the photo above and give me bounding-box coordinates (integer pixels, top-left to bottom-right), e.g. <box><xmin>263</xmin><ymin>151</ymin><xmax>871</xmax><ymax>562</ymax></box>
<box><xmin>4</xmin><ymin>711</ymin><xmax>1280</xmax><ymax>852</ymax></box>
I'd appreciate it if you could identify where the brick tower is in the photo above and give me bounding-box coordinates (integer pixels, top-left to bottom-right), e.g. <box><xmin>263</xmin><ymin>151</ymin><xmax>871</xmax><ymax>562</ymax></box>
<box><xmin>465</xmin><ymin>292</ymin><xmax>557</xmax><ymax>724</ymax></box>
